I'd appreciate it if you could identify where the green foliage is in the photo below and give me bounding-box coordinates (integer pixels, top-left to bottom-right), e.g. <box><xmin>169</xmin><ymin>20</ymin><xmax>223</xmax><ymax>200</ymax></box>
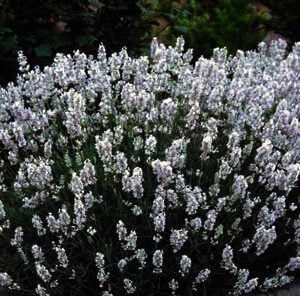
<box><xmin>0</xmin><ymin>0</ymin><xmax>147</xmax><ymax>85</ymax></box>
<box><xmin>141</xmin><ymin>0</ymin><xmax>269</xmax><ymax>58</ymax></box>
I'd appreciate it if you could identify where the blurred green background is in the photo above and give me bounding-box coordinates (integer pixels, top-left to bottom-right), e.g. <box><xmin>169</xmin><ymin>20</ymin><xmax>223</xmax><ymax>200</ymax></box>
<box><xmin>0</xmin><ymin>0</ymin><xmax>299</xmax><ymax>86</ymax></box>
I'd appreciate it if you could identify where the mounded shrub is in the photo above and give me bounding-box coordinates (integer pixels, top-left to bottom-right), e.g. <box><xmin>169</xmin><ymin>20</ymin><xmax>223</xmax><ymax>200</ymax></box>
<box><xmin>0</xmin><ymin>38</ymin><xmax>299</xmax><ymax>295</ymax></box>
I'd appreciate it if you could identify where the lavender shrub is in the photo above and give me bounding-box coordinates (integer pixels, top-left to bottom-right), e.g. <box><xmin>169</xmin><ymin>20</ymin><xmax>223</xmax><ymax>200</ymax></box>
<box><xmin>0</xmin><ymin>38</ymin><xmax>299</xmax><ymax>295</ymax></box>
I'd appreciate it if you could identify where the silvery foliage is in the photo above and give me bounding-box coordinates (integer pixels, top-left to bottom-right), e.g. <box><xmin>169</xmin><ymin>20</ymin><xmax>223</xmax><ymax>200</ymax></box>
<box><xmin>0</xmin><ymin>37</ymin><xmax>299</xmax><ymax>295</ymax></box>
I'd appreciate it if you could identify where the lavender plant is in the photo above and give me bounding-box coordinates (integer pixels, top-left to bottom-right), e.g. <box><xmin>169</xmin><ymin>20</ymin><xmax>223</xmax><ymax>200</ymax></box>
<box><xmin>0</xmin><ymin>37</ymin><xmax>299</xmax><ymax>295</ymax></box>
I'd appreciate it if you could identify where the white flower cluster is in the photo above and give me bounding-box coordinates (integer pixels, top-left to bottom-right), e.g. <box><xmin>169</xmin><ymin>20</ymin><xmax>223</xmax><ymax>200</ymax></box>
<box><xmin>116</xmin><ymin>220</ymin><xmax>137</xmax><ymax>251</ymax></box>
<box><xmin>95</xmin><ymin>252</ymin><xmax>110</xmax><ymax>288</ymax></box>
<box><xmin>0</xmin><ymin>37</ymin><xmax>299</xmax><ymax>295</ymax></box>
<box><xmin>152</xmin><ymin>249</ymin><xmax>164</xmax><ymax>274</ymax></box>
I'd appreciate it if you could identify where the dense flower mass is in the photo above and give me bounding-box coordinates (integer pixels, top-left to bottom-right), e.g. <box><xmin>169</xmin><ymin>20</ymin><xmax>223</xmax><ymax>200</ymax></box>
<box><xmin>0</xmin><ymin>37</ymin><xmax>299</xmax><ymax>295</ymax></box>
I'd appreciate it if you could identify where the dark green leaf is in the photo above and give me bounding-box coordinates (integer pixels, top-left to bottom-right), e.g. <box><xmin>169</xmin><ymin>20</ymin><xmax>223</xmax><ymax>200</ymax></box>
<box><xmin>34</xmin><ymin>44</ymin><xmax>52</xmax><ymax>57</ymax></box>
<box><xmin>174</xmin><ymin>25</ymin><xmax>188</xmax><ymax>33</ymax></box>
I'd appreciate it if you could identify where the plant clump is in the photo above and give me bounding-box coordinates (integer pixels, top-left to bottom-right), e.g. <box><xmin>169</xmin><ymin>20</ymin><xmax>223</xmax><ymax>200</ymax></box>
<box><xmin>0</xmin><ymin>37</ymin><xmax>299</xmax><ymax>295</ymax></box>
